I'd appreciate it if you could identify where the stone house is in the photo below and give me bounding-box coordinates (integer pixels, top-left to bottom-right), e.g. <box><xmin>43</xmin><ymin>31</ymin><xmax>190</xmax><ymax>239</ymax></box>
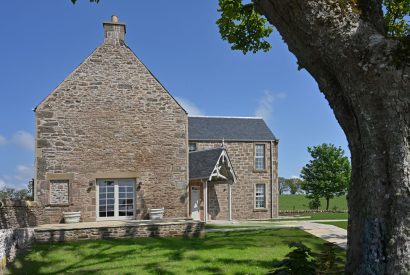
<box><xmin>33</xmin><ymin>17</ymin><xmax>278</xmax><ymax>224</ymax></box>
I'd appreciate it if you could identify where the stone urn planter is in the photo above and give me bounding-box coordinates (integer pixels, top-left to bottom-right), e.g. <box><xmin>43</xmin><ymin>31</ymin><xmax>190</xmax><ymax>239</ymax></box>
<box><xmin>148</xmin><ymin>208</ymin><xmax>164</xmax><ymax>220</ymax></box>
<box><xmin>63</xmin><ymin>211</ymin><xmax>81</xmax><ymax>223</ymax></box>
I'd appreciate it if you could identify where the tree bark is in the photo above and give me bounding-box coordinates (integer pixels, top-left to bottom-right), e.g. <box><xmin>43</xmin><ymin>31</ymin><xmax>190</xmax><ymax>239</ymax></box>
<box><xmin>255</xmin><ymin>0</ymin><xmax>410</xmax><ymax>273</ymax></box>
<box><xmin>326</xmin><ymin>197</ymin><xmax>330</xmax><ymax>210</ymax></box>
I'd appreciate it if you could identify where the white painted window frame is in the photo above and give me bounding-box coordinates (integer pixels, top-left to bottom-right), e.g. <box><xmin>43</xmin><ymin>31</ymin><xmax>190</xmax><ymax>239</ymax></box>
<box><xmin>255</xmin><ymin>144</ymin><xmax>266</xmax><ymax>171</ymax></box>
<box><xmin>254</xmin><ymin>183</ymin><xmax>267</xmax><ymax>209</ymax></box>
<box><xmin>96</xmin><ymin>179</ymin><xmax>136</xmax><ymax>221</ymax></box>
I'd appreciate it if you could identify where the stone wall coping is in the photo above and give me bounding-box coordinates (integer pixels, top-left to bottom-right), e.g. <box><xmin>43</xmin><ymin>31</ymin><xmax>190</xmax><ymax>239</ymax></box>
<box><xmin>0</xmin><ymin>200</ymin><xmax>40</xmax><ymax>208</ymax></box>
<box><xmin>34</xmin><ymin>219</ymin><xmax>201</xmax><ymax>231</ymax></box>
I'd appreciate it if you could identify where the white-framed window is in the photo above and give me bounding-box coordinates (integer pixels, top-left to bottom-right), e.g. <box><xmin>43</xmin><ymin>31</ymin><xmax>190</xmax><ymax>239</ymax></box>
<box><xmin>255</xmin><ymin>183</ymin><xmax>266</xmax><ymax>209</ymax></box>
<box><xmin>96</xmin><ymin>179</ymin><xmax>135</xmax><ymax>220</ymax></box>
<box><xmin>255</xmin><ymin>144</ymin><xmax>266</xmax><ymax>170</ymax></box>
<box><xmin>189</xmin><ymin>143</ymin><xmax>197</xmax><ymax>152</ymax></box>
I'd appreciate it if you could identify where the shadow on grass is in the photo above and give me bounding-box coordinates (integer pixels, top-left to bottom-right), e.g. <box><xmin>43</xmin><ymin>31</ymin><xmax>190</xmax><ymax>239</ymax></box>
<box><xmin>7</xmin><ymin>228</ymin><xmax>346</xmax><ymax>274</ymax></box>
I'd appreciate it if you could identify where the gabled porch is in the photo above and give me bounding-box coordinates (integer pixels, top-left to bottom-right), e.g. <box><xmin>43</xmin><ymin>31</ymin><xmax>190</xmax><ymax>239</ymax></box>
<box><xmin>189</xmin><ymin>147</ymin><xmax>237</xmax><ymax>223</ymax></box>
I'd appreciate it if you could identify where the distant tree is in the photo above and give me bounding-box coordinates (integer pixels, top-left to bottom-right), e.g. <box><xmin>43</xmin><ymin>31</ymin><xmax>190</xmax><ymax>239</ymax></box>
<box><xmin>285</xmin><ymin>178</ymin><xmax>303</xmax><ymax>195</ymax></box>
<box><xmin>278</xmin><ymin>177</ymin><xmax>287</xmax><ymax>195</ymax></box>
<box><xmin>300</xmin><ymin>144</ymin><xmax>351</xmax><ymax>210</ymax></box>
<box><xmin>0</xmin><ymin>180</ymin><xmax>33</xmax><ymax>201</ymax></box>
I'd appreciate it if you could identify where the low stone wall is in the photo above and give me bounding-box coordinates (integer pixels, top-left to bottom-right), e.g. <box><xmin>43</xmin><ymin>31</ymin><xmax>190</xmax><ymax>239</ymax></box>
<box><xmin>0</xmin><ymin>200</ymin><xmax>46</xmax><ymax>229</ymax></box>
<box><xmin>279</xmin><ymin>210</ymin><xmax>348</xmax><ymax>215</ymax></box>
<box><xmin>34</xmin><ymin>220</ymin><xmax>204</xmax><ymax>242</ymax></box>
<box><xmin>0</xmin><ymin>228</ymin><xmax>35</xmax><ymax>271</ymax></box>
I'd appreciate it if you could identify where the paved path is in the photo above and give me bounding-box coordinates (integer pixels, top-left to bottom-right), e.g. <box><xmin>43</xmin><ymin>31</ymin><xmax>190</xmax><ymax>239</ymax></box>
<box><xmin>206</xmin><ymin>220</ymin><xmax>348</xmax><ymax>249</ymax></box>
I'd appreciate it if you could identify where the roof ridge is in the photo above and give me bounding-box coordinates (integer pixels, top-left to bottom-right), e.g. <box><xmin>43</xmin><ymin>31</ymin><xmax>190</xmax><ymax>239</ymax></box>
<box><xmin>189</xmin><ymin>147</ymin><xmax>224</xmax><ymax>154</ymax></box>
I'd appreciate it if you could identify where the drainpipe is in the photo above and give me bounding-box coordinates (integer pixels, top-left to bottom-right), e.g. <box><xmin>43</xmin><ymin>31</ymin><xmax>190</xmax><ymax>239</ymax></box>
<box><xmin>228</xmin><ymin>182</ymin><xmax>232</xmax><ymax>221</ymax></box>
<box><xmin>204</xmin><ymin>180</ymin><xmax>208</xmax><ymax>223</ymax></box>
<box><xmin>270</xmin><ymin>140</ymin><xmax>274</xmax><ymax>219</ymax></box>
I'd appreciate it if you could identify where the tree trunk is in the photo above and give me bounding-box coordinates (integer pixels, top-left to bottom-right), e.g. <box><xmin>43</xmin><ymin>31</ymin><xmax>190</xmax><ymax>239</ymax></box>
<box><xmin>255</xmin><ymin>0</ymin><xmax>410</xmax><ymax>273</ymax></box>
<box><xmin>326</xmin><ymin>197</ymin><xmax>330</xmax><ymax>211</ymax></box>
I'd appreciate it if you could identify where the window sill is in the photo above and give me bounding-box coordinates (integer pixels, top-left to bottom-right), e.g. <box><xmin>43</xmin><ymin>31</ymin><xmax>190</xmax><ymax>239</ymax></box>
<box><xmin>46</xmin><ymin>203</ymin><xmax>70</xmax><ymax>207</ymax></box>
<box><xmin>253</xmin><ymin>169</ymin><xmax>268</xmax><ymax>173</ymax></box>
<box><xmin>253</xmin><ymin>208</ymin><xmax>268</xmax><ymax>212</ymax></box>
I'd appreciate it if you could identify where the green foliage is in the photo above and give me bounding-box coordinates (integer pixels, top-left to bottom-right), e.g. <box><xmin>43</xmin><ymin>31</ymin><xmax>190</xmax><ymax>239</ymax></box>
<box><xmin>270</xmin><ymin>242</ymin><xmax>317</xmax><ymax>275</ymax></box>
<box><xmin>216</xmin><ymin>0</ymin><xmax>273</xmax><ymax>54</ymax></box>
<box><xmin>300</xmin><ymin>144</ymin><xmax>351</xmax><ymax>210</ymax></box>
<box><xmin>279</xmin><ymin>177</ymin><xmax>287</xmax><ymax>194</ymax></box>
<box><xmin>215</xmin><ymin>0</ymin><xmax>410</xmax><ymax>54</ymax></box>
<box><xmin>309</xmin><ymin>197</ymin><xmax>321</xmax><ymax>210</ymax></box>
<box><xmin>279</xmin><ymin>177</ymin><xmax>304</xmax><ymax>194</ymax></box>
<box><xmin>383</xmin><ymin>0</ymin><xmax>410</xmax><ymax>37</ymax></box>
<box><xmin>286</xmin><ymin>178</ymin><xmax>304</xmax><ymax>195</ymax></box>
<box><xmin>0</xmin><ymin>180</ymin><xmax>33</xmax><ymax>201</ymax></box>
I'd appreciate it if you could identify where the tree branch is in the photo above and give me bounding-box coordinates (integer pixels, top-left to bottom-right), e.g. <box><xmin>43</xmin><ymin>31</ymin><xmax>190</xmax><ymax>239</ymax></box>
<box><xmin>357</xmin><ymin>0</ymin><xmax>386</xmax><ymax>35</ymax></box>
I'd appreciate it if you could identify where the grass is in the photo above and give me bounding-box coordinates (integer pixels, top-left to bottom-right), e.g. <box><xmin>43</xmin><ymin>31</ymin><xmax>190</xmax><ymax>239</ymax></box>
<box><xmin>279</xmin><ymin>212</ymin><xmax>348</xmax><ymax>221</ymax></box>
<box><xmin>8</xmin><ymin>229</ymin><xmax>345</xmax><ymax>274</ymax></box>
<box><xmin>279</xmin><ymin>195</ymin><xmax>347</xmax><ymax>211</ymax></box>
<box><xmin>317</xmin><ymin>221</ymin><xmax>348</xmax><ymax>230</ymax></box>
<box><xmin>204</xmin><ymin>224</ymin><xmax>259</xmax><ymax>229</ymax></box>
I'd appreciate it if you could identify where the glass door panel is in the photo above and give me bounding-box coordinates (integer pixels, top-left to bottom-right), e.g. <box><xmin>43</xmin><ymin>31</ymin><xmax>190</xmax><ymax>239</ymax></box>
<box><xmin>98</xmin><ymin>180</ymin><xmax>115</xmax><ymax>217</ymax></box>
<box><xmin>97</xmin><ymin>179</ymin><xmax>135</xmax><ymax>220</ymax></box>
<box><xmin>118</xmin><ymin>179</ymin><xmax>135</xmax><ymax>217</ymax></box>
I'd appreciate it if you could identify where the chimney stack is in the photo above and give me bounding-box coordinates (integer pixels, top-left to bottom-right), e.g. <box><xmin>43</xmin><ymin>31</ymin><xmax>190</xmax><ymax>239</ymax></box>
<box><xmin>103</xmin><ymin>15</ymin><xmax>126</xmax><ymax>44</ymax></box>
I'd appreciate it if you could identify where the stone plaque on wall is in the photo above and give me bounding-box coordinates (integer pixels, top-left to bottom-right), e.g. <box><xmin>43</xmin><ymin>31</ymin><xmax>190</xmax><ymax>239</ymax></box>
<box><xmin>50</xmin><ymin>180</ymin><xmax>69</xmax><ymax>205</ymax></box>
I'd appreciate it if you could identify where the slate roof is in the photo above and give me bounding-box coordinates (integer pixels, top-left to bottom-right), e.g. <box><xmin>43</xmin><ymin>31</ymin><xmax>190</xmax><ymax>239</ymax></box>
<box><xmin>188</xmin><ymin>116</ymin><xmax>277</xmax><ymax>141</ymax></box>
<box><xmin>189</xmin><ymin>148</ymin><xmax>224</xmax><ymax>180</ymax></box>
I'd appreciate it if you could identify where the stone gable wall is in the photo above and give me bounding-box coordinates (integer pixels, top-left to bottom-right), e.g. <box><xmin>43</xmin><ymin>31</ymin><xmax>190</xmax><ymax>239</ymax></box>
<box><xmin>35</xmin><ymin>42</ymin><xmax>188</xmax><ymax>224</ymax></box>
<box><xmin>193</xmin><ymin>141</ymin><xmax>279</xmax><ymax>220</ymax></box>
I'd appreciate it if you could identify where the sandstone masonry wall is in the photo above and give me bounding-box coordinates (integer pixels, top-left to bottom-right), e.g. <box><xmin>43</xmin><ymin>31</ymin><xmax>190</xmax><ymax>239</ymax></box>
<box><xmin>34</xmin><ymin>221</ymin><xmax>204</xmax><ymax>242</ymax></box>
<box><xmin>35</xmin><ymin>40</ymin><xmax>188</xmax><ymax>223</ymax></box>
<box><xmin>193</xmin><ymin>141</ymin><xmax>279</xmax><ymax>220</ymax></box>
<box><xmin>0</xmin><ymin>200</ymin><xmax>46</xmax><ymax>229</ymax></box>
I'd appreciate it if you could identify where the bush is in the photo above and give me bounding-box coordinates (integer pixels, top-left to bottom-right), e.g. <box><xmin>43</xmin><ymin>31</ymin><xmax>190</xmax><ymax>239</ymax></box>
<box><xmin>309</xmin><ymin>198</ymin><xmax>321</xmax><ymax>210</ymax></box>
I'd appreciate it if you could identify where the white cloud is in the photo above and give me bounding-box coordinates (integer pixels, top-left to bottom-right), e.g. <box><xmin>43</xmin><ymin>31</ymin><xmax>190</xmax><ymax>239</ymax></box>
<box><xmin>0</xmin><ymin>179</ymin><xmax>6</xmax><ymax>189</ymax></box>
<box><xmin>0</xmin><ymin>135</ymin><xmax>7</xmax><ymax>145</ymax></box>
<box><xmin>0</xmin><ymin>165</ymin><xmax>33</xmax><ymax>190</ymax></box>
<box><xmin>14</xmin><ymin>165</ymin><xmax>33</xmax><ymax>181</ymax></box>
<box><xmin>175</xmin><ymin>97</ymin><xmax>204</xmax><ymax>116</ymax></box>
<box><xmin>255</xmin><ymin>91</ymin><xmax>286</xmax><ymax>123</ymax></box>
<box><xmin>12</xmin><ymin>131</ymin><xmax>34</xmax><ymax>151</ymax></box>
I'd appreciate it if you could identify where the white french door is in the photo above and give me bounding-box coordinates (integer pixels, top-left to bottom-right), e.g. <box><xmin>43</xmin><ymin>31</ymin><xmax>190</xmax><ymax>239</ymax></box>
<box><xmin>96</xmin><ymin>179</ymin><xmax>135</xmax><ymax>220</ymax></box>
<box><xmin>191</xmin><ymin>186</ymin><xmax>201</xmax><ymax>221</ymax></box>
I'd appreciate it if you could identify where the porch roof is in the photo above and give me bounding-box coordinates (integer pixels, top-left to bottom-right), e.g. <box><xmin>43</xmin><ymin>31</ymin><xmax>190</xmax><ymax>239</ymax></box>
<box><xmin>189</xmin><ymin>148</ymin><xmax>237</xmax><ymax>183</ymax></box>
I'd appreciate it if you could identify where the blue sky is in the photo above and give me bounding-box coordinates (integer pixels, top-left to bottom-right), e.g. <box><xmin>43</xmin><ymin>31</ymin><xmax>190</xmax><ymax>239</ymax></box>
<box><xmin>0</xmin><ymin>1</ymin><xmax>349</xmax><ymax>189</ymax></box>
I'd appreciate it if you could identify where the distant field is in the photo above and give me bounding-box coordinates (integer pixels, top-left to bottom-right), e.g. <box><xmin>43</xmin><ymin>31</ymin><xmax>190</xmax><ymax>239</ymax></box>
<box><xmin>279</xmin><ymin>195</ymin><xmax>347</xmax><ymax>211</ymax></box>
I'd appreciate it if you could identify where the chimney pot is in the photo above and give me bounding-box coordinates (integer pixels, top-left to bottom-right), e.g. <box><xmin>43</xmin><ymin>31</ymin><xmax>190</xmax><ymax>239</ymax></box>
<box><xmin>103</xmin><ymin>16</ymin><xmax>126</xmax><ymax>45</ymax></box>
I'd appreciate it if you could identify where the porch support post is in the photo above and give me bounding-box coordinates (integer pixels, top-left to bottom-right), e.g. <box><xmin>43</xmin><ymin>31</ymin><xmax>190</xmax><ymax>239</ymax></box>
<box><xmin>204</xmin><ymin>180</ymin><xmax>208</xmax><ymax>223</ymax></box>
<box><xmin>228</xmin><ymin>183</ymin><xmax>232</xmax><ymax>221</ymax></box>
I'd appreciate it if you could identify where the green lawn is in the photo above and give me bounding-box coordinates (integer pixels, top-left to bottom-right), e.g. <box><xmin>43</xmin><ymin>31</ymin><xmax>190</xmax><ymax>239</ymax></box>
<box><xmin>204</xmin><ymin>224</ymin><xmax>259</xmax><ymax>229</ymax></box>
<box><xmin>8</xmin><ymin>229</ymin><xmax>345</xmax><ymax>274</ymax></box>
<box><xmin>279</xmin><ymin>195</ymin><xmax>347</xmax><ymax>211</ymax></box>
<box><xmin>317</xmin><ymin>221</ymin><xmax>348</xmax><ymax>230</ymax></box>
<box><xmin>278</xmin><ymin>212</ymin><xmax>348</xmax><ymax>221</ymax></box>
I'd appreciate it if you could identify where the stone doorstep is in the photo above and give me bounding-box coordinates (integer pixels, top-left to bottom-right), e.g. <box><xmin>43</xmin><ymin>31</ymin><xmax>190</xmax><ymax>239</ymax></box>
<box><xmin>34</xmin><ymin>218</ymin><xmax>202</xmax><ymax>231</ymax></box>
